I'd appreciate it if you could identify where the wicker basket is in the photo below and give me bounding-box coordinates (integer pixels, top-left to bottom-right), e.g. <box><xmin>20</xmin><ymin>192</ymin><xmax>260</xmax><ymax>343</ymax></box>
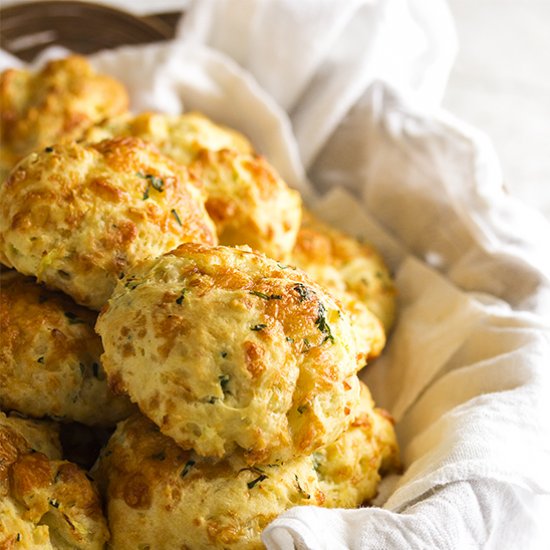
<box><xmin>0</xmin><ymin>1</ymin><xmax>178</xmax><ymax>61</ymax></box>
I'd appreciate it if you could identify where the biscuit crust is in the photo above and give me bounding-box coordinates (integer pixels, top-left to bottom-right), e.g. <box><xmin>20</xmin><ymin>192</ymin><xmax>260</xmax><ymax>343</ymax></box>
<box><xmin>292</xmin><ymin>212</ymin><xmax>397</xmax><ymax>363</ymax></box>
<box><xmin>96</xmin><ymin>243</ymin><xmax>361</xmax><ymax>464</ymax></box>
<box><xmin>0</xmin><ymin>413</ymin><xmax>109</xmax><ymax>550</ymax></box>
<box><xmin>85</xmin><ymin>112</ymin><xmax>302</xmax><ymax>260</ymax></box>
<box><xmin>0</xmin><ymin>55</ymin><xmax>128</xmax><ymax>181</ymax></box>
<box><xmin>0</xmin><ymin>138</ymin><xmax>217</xmax><ymax>309</ymax></box>
<box><xmin>94</xmin><ymin>383</ymin><xmax>398</xmax><ymax>550</ymax></box>
<box><xmin>84</xmin><ymin>111</ymin><xmax>253</xmax><ymax>164</ymax></box>
<box><xmin>192</xmin><ymin>148</ymin><xmax>302</xmax><ymax>261</ymax></box>
<box><xmin>0</xmin><ymin>270</ymin><xmax>134</xmax><ymax>425</ymax></box>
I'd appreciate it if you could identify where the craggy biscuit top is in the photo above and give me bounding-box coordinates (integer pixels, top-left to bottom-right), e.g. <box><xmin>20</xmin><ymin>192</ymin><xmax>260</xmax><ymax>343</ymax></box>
<box><xmin>0</xmin><ymin>137</ymin><xmax>217</xmax><ymax>309</ymax></box>
<box><xmin>96</xmin><ymin>243</ymin><xmax>361</xmax><ymax>464</ymax></box>
<box><xmin>292</xmin><ymin>211</ymin><xmax>397</xmax><ymax>355</ymax></box>
<box><xmin>0</xmin><ymin>413</ymin><xmax>61</xmax><ymax>462</ymax></box>
<box><xmin>0</xmin><ymin>55</ymin><xmax>128</xmax><ymax>180</ymax></box>
<box><xmin>84</xmin><ymin>111</ymin><xmax>253</xmax><ymax>164</ymax></box>
<box><xmin>0</xmin><ymin>412</ymin><xmax>109</xmax><ymax>550</ymax></box>
<box><xmin>191</xmin><ymin>148</ymin><xmax>302</xmax><ymax>261</ymax></box>
<box><xmin>85</xmin><ymin>112</ymin><xmax>302</xmax><ymax>260</ymax></box>
<box><xmin>0</xmin><ymin>270</ymin><xmax>134</xmax><ymax>426</ymax></box>
<box><xmin>94</xmin><ymin>383</ymin><xmax>398</xmax><ymax>550</ymax></box>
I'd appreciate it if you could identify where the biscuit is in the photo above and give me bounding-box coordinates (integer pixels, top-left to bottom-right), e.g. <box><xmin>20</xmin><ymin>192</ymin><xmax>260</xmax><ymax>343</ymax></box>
<box><xmin>85</xmin><ymin>112</ymin><xmax>302</xmax><ymax>260</ymax></box>
<box><xmin>292</xmin><ymin>211</ymin><xmax>397</xmax><ymax>362</ymax></box>
<box><xmin>0</xmin><ymin>270</ymin><xmax>134</xmax><ymax>425</ymax></box>
<box><xmin>0</xmin><ymin>138</ymin><xmax>217</xmax><ymax>309</ymax></box>
<box><xmin>96</xmin><ymin>243</ymin><xmax>361</xmax><ymax>464</ymax></box>
<box><xmin>0</xmin><ymin>412</ymin><xmax>109</xmax><ymax>549</ymax></box>
<box><xmin>94</xmin><ymin>383</ymin><xmax>398</xmax><ymax>550</ymax></box>
<box><xmin>0</xmin><ymin>55</ymin><xmax>128</xmax><ymax>181</ymax></box>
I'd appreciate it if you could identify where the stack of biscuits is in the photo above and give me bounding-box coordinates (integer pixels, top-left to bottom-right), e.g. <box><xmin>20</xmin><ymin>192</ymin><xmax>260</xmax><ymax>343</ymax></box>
<box><xmin>0</xmin><ymin>56</ymin><xmax>399</xmax><ymax>549</ymax></box>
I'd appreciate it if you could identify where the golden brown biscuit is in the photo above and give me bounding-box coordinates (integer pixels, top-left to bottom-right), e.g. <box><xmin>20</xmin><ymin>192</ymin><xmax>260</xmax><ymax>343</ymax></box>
<box><xmin>84</xmin><ymin>111</ymin><xmax>253</xmax><ymax>163</ymax></box>
<box><xmin>292</xmin><ymin>211</ymin><xmax>397</xmax><ymax>363</ymax></box>
<box><xmin>0</xmin><ymin>412</ymin><xmax>109</xmax><ymax>549</ymax></box>
<box><xmin>94</xmin><ymin>383</ymin><xmax>398</xmax><ymax>550</ymax></box>
<box><xmin>0</xmin><ymin>270</ymin><xmax>134</xmax><ymax>426</ymax></box>
<box><xmin>96</xmin><ymin>243</ymin><xmax>361</xmax><ymax>464</ymax></box>
<box><xmin>0</xmin><ymin>412</ymin><xmax>62</xmax><ymax>460</ymax></box>
<box><xmin>191</xmin><ymin>148</ymin><xmax>302</xmax><ymax>261</ymax></box>
<box><xmin>0</xmin><ymin>137</ymin><xmax>217</xmax><ymax>309</ymax></box>
<box><xmin>0</xmin><ymin>55</ymin><xmax>128</xmax><ymax>181</ymax></box>
<box><xmin>85</xmin><ymin>112</ymin><xmax>302</xmax><ymax>260</ymax></box>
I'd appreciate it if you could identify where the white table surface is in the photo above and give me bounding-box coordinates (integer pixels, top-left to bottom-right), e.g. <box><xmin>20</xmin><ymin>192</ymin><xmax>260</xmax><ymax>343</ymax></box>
<box><xmin>444</xmin><ymin>0</ymin><xmax>550</xmax><ymax>222</ymax></box>
<box><xmin>4</xmin><ymin>0</ymin><xmax>550</xmax><ymax>221</ymax></box>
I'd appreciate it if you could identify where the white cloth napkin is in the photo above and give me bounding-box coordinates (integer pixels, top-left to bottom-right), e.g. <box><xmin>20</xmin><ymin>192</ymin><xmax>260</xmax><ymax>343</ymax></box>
<box><xmin>175</xmin><ymin>4</ymin><xmax>550</xmax><ymax>547</ymax></box>
<box><xmin>3</xmin><ymin>0</ymin><xmax>550</xmax><ymax>547</ymax></box>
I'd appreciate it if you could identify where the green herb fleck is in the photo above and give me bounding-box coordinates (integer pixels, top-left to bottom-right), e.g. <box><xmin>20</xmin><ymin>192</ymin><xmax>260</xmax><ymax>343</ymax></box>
<box><xmin>175</xmin><ymin>289</ymin><xmax>187</xmax><ymax>305</ymax></box>
<box><xmin>250</xmin><ymin>324</ymin><xmax>267</xmax><ymax>331</ymax></box>
<box><xmin>16</xmin><ymin>533</ymin><xmax>21</xmax><ymax>542</ymax></box>
<box><xmin>139</xmin><ymin>173</ymin><xmax>165</xmax><ymax>200</ymax></box>
<box><xmin>315</xmin><ymin>303</ymin><xmax>334</xmax><ymax>344</ymax></box>
<box><xmin>171</xmin><ymin>209</ymin><xmax>182</xmax><ymax>226</ymax></box>
<box><xmin>207</xmin><ymin>396</ymin><xmax>218</xmax><ymax>404</ymax></box>
<box><xmin>249</xmin><ymin>290</ymin><xmax>282</xmax><ymax>300</ymax></box>
<box><xmin>312</xmin><ymin>452</ymin><xmax>323</xmax><ymax>472</ymax></box>
<box><xmin>297</xmin><ymin>404</ymin><xmax>308</xmax><ymax>414</ymax></box>
<box><xmin>49</xmin><ymin>499</ymin><xmax>60</xmax><ymax>509</ymax></box>
<box><xmin>247</xmin><ymin>474</ymin><xmax>268</xmax><ymax>489</ymax></box>
<box><xmin>285</xmin><ymin>336</ymin><xmax>294</xmax><ymax>343</ymax></box>
<box><xmin>181</xmin><ymin>460</ymin><xmax>195</xmax><ymax>478</ymax></box>
<box><xmin>64</xmin><ymin>311</ymin><xmax>85</xmax><ymax>325</ymax></box>
<box><xmin>37</xmin><ymin>356</ymin><xmax>45</xmax><ymax>364</ymax></box>
<box><xmin>147</xmin><ymin>175</ymin><xmax>164</xmax><ymax>191</ymax></box>
<box><xmin>293</xmin><ymin>283</ymin><xmax>311</xmax><ymax>302</ymax></box>
<box><xmin>295</xmin><ymin>474</ymin><xmax>311</xmax><ymax>499</ymax></box>
<box><xmin>220</xmin><ymin>351</ymin><xmax>228</xmax><ymax>358</ymax></box>
<box><xmin>136</xmin><ymin>172</ymin><xmax>164</xmax><ymax>200</ymax></box>
<box><xmin>219</xmin><ymin>374</ymin><xmax>230</xmax><ymax>395</ymax></box>
<box><xmin>302</xmin><ymin>338</ymin><xmax>311</xmax><ymax>352</ymax></box>
<box><xmin>125</xmin><ymin>276</ymin><xmax>140</xmax><ymax>290</ymax></box>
